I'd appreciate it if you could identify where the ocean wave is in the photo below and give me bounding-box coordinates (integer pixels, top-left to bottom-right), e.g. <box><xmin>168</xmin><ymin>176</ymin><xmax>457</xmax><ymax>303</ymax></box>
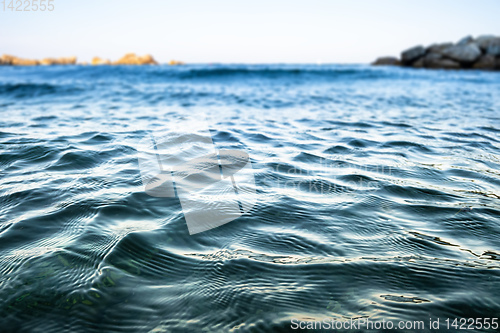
<box><xmin>0</xmin><ymin>82</ymin><xmax>84</xmax><ymax>98</ymax></box>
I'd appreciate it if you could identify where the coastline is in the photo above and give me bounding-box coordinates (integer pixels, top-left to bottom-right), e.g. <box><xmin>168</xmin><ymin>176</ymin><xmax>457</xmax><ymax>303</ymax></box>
<box><xmin>3</xmin><ymin>35</ymin><xmax>500</xmax><ymax>70</ymax></box>
<box><xmin>0</xmin><ymin>53</ymin><xmax>184</xmax><ymax>66</ymax></box>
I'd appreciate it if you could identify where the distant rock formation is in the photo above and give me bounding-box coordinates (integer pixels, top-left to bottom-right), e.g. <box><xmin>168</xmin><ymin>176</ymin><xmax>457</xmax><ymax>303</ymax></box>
<box><xmin>169</xmin><ymin>60</ymin><xmax>185</xmax><ymax>66</ymax></box>
<box><xmin>372</xmin><ymin>57</ymin><xmax>400</xmax><ymax>66</ymax></box>
<box><xmin>91</xmin><ymin>57</ymin><xmax>111</xmax><ymax>65</ymax></box>
<box><xmin>0</xmin><ymin>54</ymin><xmax>78</xmax><ymax>66</ymax></box>
<box><xmin>373</xmin><ymin>35</ymin><xmax>500</xmax><ymax>70</ymax></box>
<box><xmin>0</xmin><ymin>53</ymin><xmax>181</xmax><ymax>66</ymax></box>
<box><xmin>1</xmin><ymin>54</ymin><xmax>40</xmax><ymax>66</ymax></box>
<box><xmin>40</xmin><ymin>57</ymin><xmax>77</xmax><ymax>65</ymax></box>
<box><xmin>112</xmin><ymin>53</ymin><xmax>158</xmax><ymax>65</ymax></box>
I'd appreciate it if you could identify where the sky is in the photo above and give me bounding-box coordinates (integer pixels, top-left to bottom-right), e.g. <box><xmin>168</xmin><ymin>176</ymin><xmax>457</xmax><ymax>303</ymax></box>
<box><xmin>1</xmin><ymin>0</ymin><xmax>499</xmax><ymax>64</ymax></box>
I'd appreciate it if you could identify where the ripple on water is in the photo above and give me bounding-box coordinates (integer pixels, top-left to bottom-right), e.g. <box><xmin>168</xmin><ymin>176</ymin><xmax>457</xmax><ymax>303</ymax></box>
<box><xmin>0</xmin><ymin>64</ymin><xmax>499</xmax><ymax>332</ymax></box>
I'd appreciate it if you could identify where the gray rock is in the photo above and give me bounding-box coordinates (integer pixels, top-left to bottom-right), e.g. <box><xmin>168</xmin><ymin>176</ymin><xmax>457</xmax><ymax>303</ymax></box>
<box><xmin>423</xmin><ymin>52</ymin><xmax>442</xmax><ymax>67</ymax></box>
<box><xmin>426</xmin><ymin>43</ymin><xmax>453</xmax><ymax>54</ymax></box>
<box><xmin>412</xmin><ymin>57</ymin><xmax>425</xmax><ymax>68</ymax></box>
<box><xmin>372</xmin><ymin>56</ymin><xmax>401</xmax><ymax>66</ymax></box>
<box><xmin>425</xmin><ymin>58</ymin><xmax>461</xmax><ymax>70</ymax></box>
<box><xmin>472</xmin><ymin>54</ymin><xmax>496</xmax><ymax>70</ymax></box>
<box><xmin>442</xmin><ymin>43</ymin><xmax>481</xmax><ymax>63</ymax></box>
<box><xmin>486</xmin><ymin>38</ymin><xmax>500</xmax><ymax>56</ymax></box>
<box><xmin>475</xmin><ymin>35</ymin><xmax>497</xmax><ymax>51</ymax></box>
<box><xmin>457</xmin><ymin>35</ymin><xmax>474</xmax><ymax>45</ymax></box>
<box><xmin>401</xmin><ymin>45</ymin><xmax>426</xmax><ymax>65</ymax></box>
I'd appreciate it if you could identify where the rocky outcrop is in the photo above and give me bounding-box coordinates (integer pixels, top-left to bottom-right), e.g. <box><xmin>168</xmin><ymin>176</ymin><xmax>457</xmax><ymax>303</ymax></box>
<box><xmin>40</xmin><ymin>58</ymin><xmax>58</xmax><ymax>65</ymax></box>
<box><xmin>426</xmin><ymin>43</ymin><xmax>453</xmax><ymax>54</ymax></box>
<box><xmin>0</xmin><ymin>54</ymin><xmax>79</xmax><ymax>66</ymax></box>
<box><xmin>472</xmin><ymin>55</ymin><xmax>498</xmax><ymax>69</ymax></box>
<box><xmin>0</xmin><ymin>53</ymin><xmax>174</xmax><ymax>66</ymax></box>
<box><xmin>426</xmin><ymin>58</ymin><xmax>461</xmax><ymax>70</ymax></box>
<box><xmin>486</xmin><ymin>39</ymin><xmax>500</xmax><ymax>56</ymax></box>
<box><xmin>441</xmin><ymin>43</ymin><xmax>481</xmax><ymax>64</ymax></box>
<box><xmin>412</xmin><ymin>57</ymin><xmax>425</xmax><ymax>68</ymax></box>
<box><xmin>1</xmin><ymin>54</ymin><xmax>76</xmax><ymax>66</ymax></box>
<box><xmin>169</xmin><ymin>60</ymin><xmax>185</xmax><ymax>66</ymax></box>
<box><xmin>113</xmin><ymin>53</ymin><xmax>158</xmax><ymax>65</ymax></box>
<box><xmin>58</xmin><ymin>57</ymin><xmax>77</xmax><ymax>65</ymax></box>
<box><xmin>475</xmin><ymin>35</ymin><xmax>497</xmax><ymax>51</ymax></box>
<box><xmin>0</xmin><ymin>55</ymin><xmax>14</xmax><ymax>65</ymax></box>
<box><xmin>457</xmin><ymin>35</ymin><xmax>474</xmax><ymax>46</ymax></box>
<box><xmin>401</xmin><ymin>46</ymin><xmax>425</xmax><ymax>65</ymax></box>
<box><xmin>372</xmin><ymin>35</ymin><xmax>500</xmax><ymax>71</ymax></box>
<box><xmin>1</xmin><ymin>54</ymin><xmax>39</xmax><ymax>66</ymax></box>
<box><xmin>40</xmin><ymin>57</ymin><xmax>77</xmax><ymax>65</ymax></box>
<box><xmin>372</xmin><ymin>56</ymin><xmax>401</xmax><ymax>66</ymax></box>
<box><xmin>91</xmin><ymin>57</ymin><xmax>111</xmax><ymax>65</ymax></box>
<box><xmin>91</xmin><ymin>54</ymin><xmax>158</xmax><ymax>65</ymax></box>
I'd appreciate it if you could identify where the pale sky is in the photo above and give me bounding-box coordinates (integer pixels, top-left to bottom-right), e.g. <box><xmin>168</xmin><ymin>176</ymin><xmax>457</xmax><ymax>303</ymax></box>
<box><xmin>1</xmin><ymin>0</ymin><xmax>499</xmax><ymax>64</ymax></box>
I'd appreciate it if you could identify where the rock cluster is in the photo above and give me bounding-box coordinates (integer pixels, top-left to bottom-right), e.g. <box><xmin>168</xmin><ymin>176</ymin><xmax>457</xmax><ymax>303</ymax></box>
<box><xmin>0</xmin><ymin>53</ymin><xmax>174</xmax><ymax>66</ymax></box>
<box><xmin>113</xmin><ymin>53</ymin><xmax>158</xmax><ymax>65</ymax></box>
<box><xmin>91</xmin><ymin>57</ymin><xmax>111</xmax><ymax>65</ymax></box>
<box><xmin>88</xmin><ymin>53</ymin><xmax>159</xmax><ymax>65</ymax></box>
<box><xmin>168</xmin><ymin>60</ymin><xmax>185</xmax><ymax>66</ymax></box>
<box><xmin>373</xmin><ymin>35</ymin><xmax>500</xmax><ymax>70</ymax></box>
<box><xmin>40</xmin><ymin>57</ymin><xmax>77</xmax><ymax>65</ymax></box>
<box><xmin>0</xmin><ymin>55</ymin><xmax>77</xmax><ymax>66</ymax></box>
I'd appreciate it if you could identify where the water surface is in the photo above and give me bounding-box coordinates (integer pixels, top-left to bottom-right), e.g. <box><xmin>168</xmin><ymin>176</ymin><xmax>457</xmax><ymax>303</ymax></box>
<box><xmin>0</xmin><ymin>64</ymin><xmax>499</xmax><ymax>332</ymax></box>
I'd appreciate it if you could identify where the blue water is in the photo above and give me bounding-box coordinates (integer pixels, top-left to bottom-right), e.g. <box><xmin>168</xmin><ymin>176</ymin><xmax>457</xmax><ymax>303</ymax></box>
<box><xmin>0</xmin><ymin>64</ymin><xmax>499</xmax><ymax>332</ymax></box>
